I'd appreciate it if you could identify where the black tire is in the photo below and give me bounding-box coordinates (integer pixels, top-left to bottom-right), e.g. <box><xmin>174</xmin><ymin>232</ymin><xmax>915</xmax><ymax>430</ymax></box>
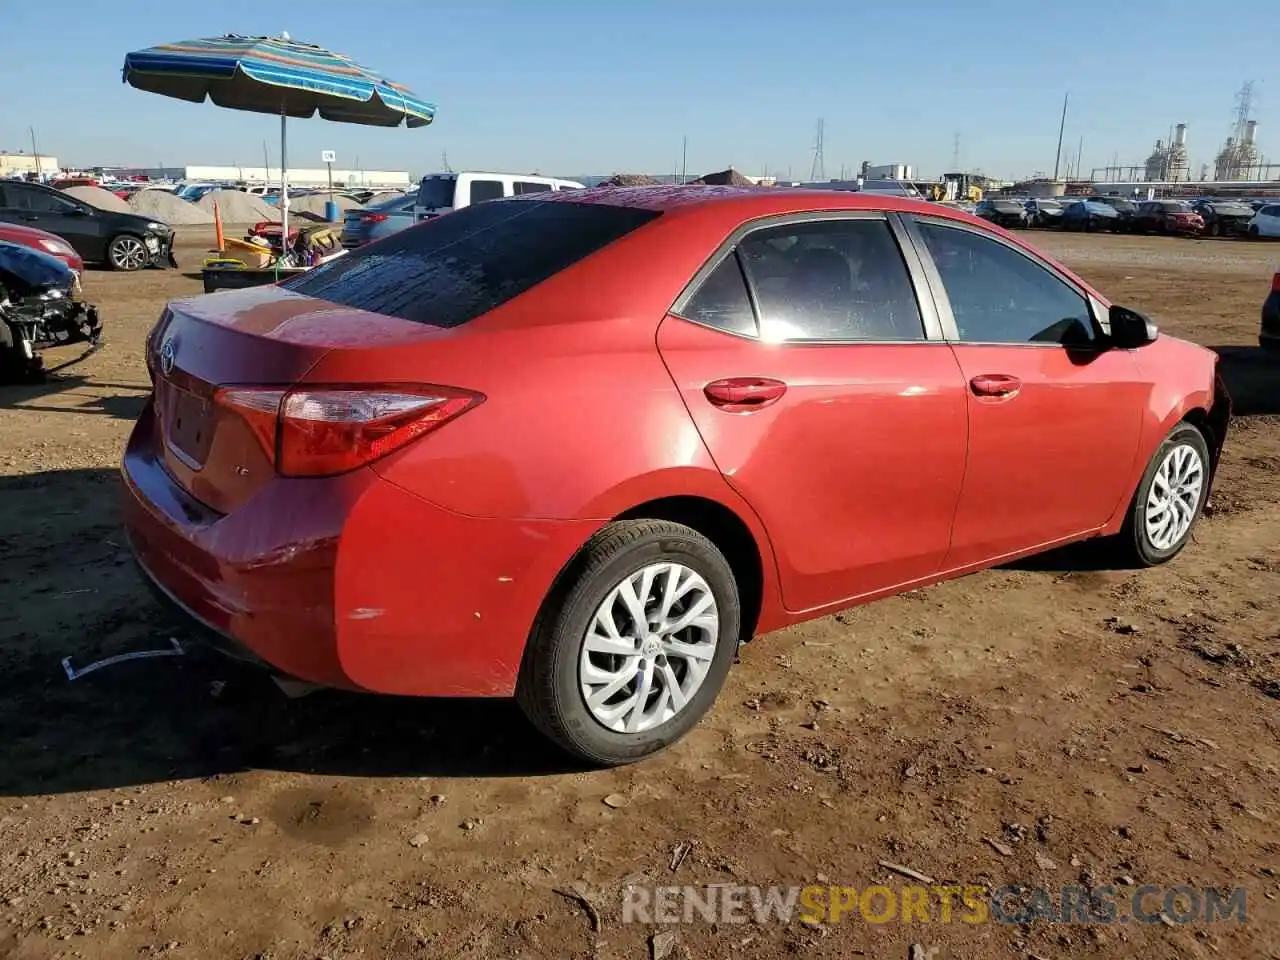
<box><xmin>107</xmin><ymin>234</ymin><xmax>149</xmax><ymax>272</ymax></box>
<box><xmin>1249</xmin><ymin>225</ymin><xmax>1260</xmax><ymax>239</ymax></box>
<box><xmin>516</xmin><ymin>519</ymin><xmax>740</xmax><ymax>766</ymax></box>
<box><xmin>1113</xmin><ymin>423</ymin><xmax>1211</xmax><ymax>567</ymax></box>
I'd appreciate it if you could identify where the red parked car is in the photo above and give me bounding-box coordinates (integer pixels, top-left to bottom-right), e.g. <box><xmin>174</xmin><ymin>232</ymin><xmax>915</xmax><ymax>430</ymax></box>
<box><xmin>1134</xmin><ymin>200</ymin><xmax>1205</xmax><ymax>236</ymax></box>
<box><xmin>121</xmin><ymin>187</ymin><xmax>1230</xmax><ymax>765</ymax></box>
<box><xmin>0</xmin><ymin>222</ymin><xmax>84</xmax><ymax>280</ymax></box>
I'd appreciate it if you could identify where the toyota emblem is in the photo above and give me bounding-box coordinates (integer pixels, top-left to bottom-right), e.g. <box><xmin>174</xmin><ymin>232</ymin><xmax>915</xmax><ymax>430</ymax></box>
<box><xmin>159</xmin><ymin>336</ymin><xmax>176</xmax><ymax>376</ymax></box>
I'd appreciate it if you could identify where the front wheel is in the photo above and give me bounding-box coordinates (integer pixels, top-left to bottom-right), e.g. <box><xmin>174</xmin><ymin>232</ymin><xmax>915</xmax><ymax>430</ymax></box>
<box><xmin>107</xmin><ymin>234</ymin><xmax>148</xmax><ymax>271</ymax></box>
<box><xmin>1115</xmin><ymin>423</ymin><xmax>1211</xmax><ymax>566</ymax></box>
<box><xmin>517</xmin><ymin>519</ymin><xmax>740</xmax><ymax>766</ymax></box>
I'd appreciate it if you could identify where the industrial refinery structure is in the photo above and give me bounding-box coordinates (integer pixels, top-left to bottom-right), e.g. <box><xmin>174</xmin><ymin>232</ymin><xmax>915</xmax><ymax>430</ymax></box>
<box><xmin>1086</xmin><ymin>82</ymin><xmax>1277</xmax><ymax>196</ymax></box>
<box><xmin>1143</xmin><ymin>123</ymin><xmax>1190</xmax><ymax>182</ymax></box>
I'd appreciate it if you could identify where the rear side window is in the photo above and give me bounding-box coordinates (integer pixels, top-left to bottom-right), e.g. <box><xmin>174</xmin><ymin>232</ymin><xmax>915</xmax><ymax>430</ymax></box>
<box><xmin>469</xmin><ymin>179</ymin><xmax>505</xmax><ymax>203</ymax></box>
<box><xmin>514</xmin><ymin>181</ymin><xmax>553</xmax><ymax>195</ymax></box>
<box><xmin>737</xmin><ymin>219</ymin><xmax>924</xmax><ymax>342</ymax></box>
<box><xmin>678</xmin><ymin>254</ymin><xmax>757</xmax><ymax>337</ymax></box>
<box><xmin>283</xmin><ymin>200</ymin><xmax>661</xmax><ymax>327</ymax></box>
<box><xmin>417</xmin><ymin>176</ymin><xmax>456</xmax><ymax>209</ymax></box>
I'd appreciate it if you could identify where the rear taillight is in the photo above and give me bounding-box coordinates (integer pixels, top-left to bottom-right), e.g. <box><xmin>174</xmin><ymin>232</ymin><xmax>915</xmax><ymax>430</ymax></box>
<box><xmin>361</xmin><ymin>213</ymin><xmax>389</xmax><ymax>223</ymax></box>
<box><xmin>214</xmin><ymin>385</ymin><xmax>482</xmax><ymax>477</ymax></box>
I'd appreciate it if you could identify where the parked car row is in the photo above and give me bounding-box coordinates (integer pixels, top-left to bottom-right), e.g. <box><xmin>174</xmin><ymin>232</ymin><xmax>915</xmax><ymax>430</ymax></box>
<box><xmin>976</xmin><ymin>195</ymin><xmax>1280</xmax><ymax>239</ymax></box>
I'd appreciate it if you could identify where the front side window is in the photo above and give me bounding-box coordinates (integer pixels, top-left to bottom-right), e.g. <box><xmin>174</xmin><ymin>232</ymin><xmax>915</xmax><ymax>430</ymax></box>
<box><xmin>916</xmin><ymin>221</ymin><xmax>1095</xmax><ymax>346</ymax></box>
<box><xmin>469</xmin><ymin>179</ymin><xmax>505</xmax><ymax>203</ymax></box>
<box><xmin>735</xmin><ymin>219</ymin><xmax>924</xmax><ymax>342</ymax></box>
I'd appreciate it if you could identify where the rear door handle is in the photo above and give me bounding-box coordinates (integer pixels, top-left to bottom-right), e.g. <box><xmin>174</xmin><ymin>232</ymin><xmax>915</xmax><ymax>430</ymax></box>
<box><xmin>704</xmin><ymin>377</ymin><xmax>787</xmax><ymax>410</ymax></box>
<box><xmin>969</xmin><ymin>374</ymin><xmax>1022</xmax><ymax>398</ymax></box>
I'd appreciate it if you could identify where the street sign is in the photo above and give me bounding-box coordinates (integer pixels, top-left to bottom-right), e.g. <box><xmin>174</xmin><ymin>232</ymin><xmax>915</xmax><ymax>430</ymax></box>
<box><xmin>321</xmin><ymin>150</ymin><xmax>336</xmax><ymax>164</ymax></box>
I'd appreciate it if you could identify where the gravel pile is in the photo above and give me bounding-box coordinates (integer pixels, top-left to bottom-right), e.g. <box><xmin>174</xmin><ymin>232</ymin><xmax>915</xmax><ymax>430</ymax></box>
<box><xmin>289</xmin><ymin>193</ymin><xmax>363</xmax><ymax>217</ymax></box>
<box><xmin>599</xmin><ymin>173</ymin><xmax>664</xmax><ymax>187</ymax></box>
<box><xmin>128</xmin><ymin>189</ymin><xmax>214</xmax><ymax>225</ymax></box>
<box><xmin>60</xmin><ymin>185</ymin><xmax>131</xmax><ymax>213</ymax></box>
<box><xmin>689</xmin><ymin>168</ymin><xmax>756</xmax><ymax>187</ymax></box>
<box><xmin>195</xmin><ymin>189</ymin><xmax>280</xmax><ymax>222</ymax></box>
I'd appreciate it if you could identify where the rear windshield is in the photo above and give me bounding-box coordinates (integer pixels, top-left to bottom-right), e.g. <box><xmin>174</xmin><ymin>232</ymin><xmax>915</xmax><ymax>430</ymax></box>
<box><xmin>282</xmin><ymin>200</ymin><xmax>661</xmax><ymax>327</ymax></box>
<box><xmin>416</xmin><ymin>175</ymin><xmax>457</xmax><ymax>210</ymax></box>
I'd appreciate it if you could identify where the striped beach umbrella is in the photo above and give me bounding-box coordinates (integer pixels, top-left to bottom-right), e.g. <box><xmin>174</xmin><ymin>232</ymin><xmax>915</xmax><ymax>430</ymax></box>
<box><xmin>123</xmin><ymin>34</ymin><xmax>435</xmax><ymax>244</ymax></box>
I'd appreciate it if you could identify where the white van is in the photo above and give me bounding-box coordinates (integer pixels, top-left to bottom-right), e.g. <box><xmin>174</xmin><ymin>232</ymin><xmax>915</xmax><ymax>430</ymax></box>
<box><xmin>413</xmin><ymin>172</ymin><xmax>585</xmax><ymax>221</ymax></box>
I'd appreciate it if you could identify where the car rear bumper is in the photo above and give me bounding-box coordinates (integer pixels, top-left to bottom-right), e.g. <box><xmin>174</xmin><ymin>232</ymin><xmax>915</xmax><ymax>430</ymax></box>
<box><xmin>120</xmin><ymin>403</ymin><xmax>598</xmax><ymax>697</ymax></box>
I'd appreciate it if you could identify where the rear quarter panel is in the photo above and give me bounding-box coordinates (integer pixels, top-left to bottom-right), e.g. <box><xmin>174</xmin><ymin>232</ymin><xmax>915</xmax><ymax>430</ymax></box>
<box><xmin>299</xmin><ymin>206</ymin><xmax>789</xmax><ymax>630</ymax></box>
<box><xmin>302</xmin><ymin>207</ymin><xmax>758</xmax><ymax>522</ymax></box>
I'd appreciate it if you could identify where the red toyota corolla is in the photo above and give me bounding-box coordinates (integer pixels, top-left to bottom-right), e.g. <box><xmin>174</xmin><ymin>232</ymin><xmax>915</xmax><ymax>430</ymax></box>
<box><xmin>0</xmin><ymin>222</ymin><xmax>84</xmax><ymax>280</ymax></box>
<box><xmin>121</xmin><ymin>187</ymin><xmax>1230</xmax><ymax>765</ymax></box>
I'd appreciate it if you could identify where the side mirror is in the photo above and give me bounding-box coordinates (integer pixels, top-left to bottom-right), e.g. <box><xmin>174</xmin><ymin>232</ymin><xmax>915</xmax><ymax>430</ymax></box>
<box><xmin>1109</xmin><ymin>304</ymin><xmax>1159</xmax><ymax>348</ymax></box>
<box><xmin>64</xmin><ymin>205</ymin><xmax>89</xmax><ymax>217</ymax></box>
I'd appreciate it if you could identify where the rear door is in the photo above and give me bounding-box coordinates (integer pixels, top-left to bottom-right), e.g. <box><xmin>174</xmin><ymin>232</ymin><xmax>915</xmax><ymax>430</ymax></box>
<box><xmin>657</xmin><ymin>213</ymin><xmax>968</xmax><ymax>613</ymax></box>
<box><xmin>904</xmin><ymin>216</ymin><xmax>1145</xmax><ymax>568</ymax></box>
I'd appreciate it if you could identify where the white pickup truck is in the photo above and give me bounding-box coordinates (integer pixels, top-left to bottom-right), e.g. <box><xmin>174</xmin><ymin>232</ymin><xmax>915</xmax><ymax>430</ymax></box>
<box><xmin>412</xmin><ymin>171</ymin><xmax>584</xmax><ymax>222</ymax></box>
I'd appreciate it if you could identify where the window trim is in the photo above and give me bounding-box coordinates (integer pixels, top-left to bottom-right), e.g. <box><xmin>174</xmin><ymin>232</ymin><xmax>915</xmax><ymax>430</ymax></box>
<box><xmin>900</xmin><ymin>213</ymin><xmax>1106</xmax><ymax>349</ymax></box>
<box><xmin>668</xmin><ymin>210</ymin><xmax>946</xmax><ymax>345</ymax></box>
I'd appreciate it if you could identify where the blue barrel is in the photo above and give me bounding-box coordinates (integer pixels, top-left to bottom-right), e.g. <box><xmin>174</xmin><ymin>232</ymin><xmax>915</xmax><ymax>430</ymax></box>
<box><xmin>324</xmin><ymin>200</ymin><xmax>339</xmax><ymax>222</ymax></box>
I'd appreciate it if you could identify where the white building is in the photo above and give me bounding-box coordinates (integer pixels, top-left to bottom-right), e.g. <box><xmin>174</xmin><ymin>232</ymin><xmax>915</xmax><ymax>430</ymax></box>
<box><xmin>0</xmin><ymin>152</ymin><xmax>59</xmax><ymax>178</ymax></box>
<box><xmin>108</xmin><ymin>165</ymin><xmax>411</xmax><ymax>188</ymax></box>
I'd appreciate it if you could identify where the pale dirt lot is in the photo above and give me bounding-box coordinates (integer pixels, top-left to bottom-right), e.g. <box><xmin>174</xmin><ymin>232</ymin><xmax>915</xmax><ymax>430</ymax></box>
<box><xmin>0</xmin><ymin>227</ymin><xmax>1278</xmax><ymax>960</ymax></box>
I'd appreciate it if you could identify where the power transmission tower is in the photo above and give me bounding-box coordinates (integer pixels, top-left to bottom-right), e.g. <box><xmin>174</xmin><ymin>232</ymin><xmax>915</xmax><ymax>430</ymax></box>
<box><xmin>951</xmin><ymin>131</ymin><xmax>961</xmax><ymax>171</ymax></box>
<box><xmin>810</xmin><ymin>119</ymin><xmax>825</xmax><ymax>182</ymax></box>
<box><xmin>1231</xmin><ymin>80</ymin><xmax>1255</xmax><ymax>141</ymax></box>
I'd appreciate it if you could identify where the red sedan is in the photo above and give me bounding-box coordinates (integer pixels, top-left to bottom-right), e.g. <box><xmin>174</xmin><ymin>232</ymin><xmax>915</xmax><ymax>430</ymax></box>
<box><xmin>121</xmin><ymin>187</ymin><xmax>1230</xmax><ymax>765</ymax></box>
<box><xmin>0</xmin><ymin>222</ymin><xmax>84</xmax><ymax>280</ymax></box>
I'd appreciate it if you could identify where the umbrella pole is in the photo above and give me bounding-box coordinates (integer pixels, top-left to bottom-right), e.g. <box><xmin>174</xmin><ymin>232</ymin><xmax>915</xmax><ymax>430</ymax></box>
<box><xmin>279</xmin><ymin>106</ymin><xmax>289</xmax><ymax>274</ymax></box>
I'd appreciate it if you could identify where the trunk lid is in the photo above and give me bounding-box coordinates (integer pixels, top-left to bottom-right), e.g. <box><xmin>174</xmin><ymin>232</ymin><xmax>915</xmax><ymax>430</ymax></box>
<box><xmin>149</xmin><ymin>285</ymin><xmax>447</xmax><ymax>514</ymax></box>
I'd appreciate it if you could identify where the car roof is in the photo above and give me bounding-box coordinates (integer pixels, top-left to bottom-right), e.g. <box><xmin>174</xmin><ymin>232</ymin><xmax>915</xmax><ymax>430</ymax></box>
<box><xmin>527</xmin><ymin>184</ymin><xmax>986</xmax><ymax>226</ymax></box>
<box><xmin>514</xmin><ymin>184</ymin><xmax>1102</xmax><ymax>302</ymax></box>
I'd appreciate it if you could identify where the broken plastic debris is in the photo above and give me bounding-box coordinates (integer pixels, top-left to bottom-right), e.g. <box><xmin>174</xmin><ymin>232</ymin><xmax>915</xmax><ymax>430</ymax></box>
<box><xmin>62</xmin><ymin>637</ymin><xmax>185</xmax><ymax>681</ymax></box>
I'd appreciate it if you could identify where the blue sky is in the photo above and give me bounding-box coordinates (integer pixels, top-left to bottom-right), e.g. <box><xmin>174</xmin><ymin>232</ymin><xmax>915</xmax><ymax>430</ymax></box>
<box><xmin>1</xmin><ymin>0</ymin><xmax>1275</xmax><ymax>180</ymax></box>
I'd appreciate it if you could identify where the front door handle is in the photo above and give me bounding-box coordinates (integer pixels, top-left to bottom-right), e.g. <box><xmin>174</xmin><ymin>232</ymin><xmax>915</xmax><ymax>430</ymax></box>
<box><xmin>704</xmin><ymin>377</ymin><xmax>787</xmax><ymax>411</ymax></box>
<box><xmin>969</xmin><ymin>374</ymin><xmax>1022</xmax><ymax>399</ymax></box>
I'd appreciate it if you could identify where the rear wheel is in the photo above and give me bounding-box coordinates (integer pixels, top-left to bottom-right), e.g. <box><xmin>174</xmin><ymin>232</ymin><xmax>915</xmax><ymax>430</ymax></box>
<box><xmin>107</xmin><ymin>234</ymin><xmax>148</xmax><ymax>271</ymax></box>
<box><xmin>1114</xmin><ymin>423</ymin><xmax>1210</xmax><ymax>566</ymax></box>
<box><xmin>517</xmin><ymin>520</ymin><xmax>740</xmax><ymax>766</ymax></box>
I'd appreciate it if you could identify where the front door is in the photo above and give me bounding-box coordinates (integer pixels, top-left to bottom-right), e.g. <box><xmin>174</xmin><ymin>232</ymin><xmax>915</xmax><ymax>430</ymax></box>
<box><xmin>908</xmin><ymin>217</ymin><xmax>1146</xmax><ymax>569</ymax></box>
<box><xmin>658</xmin><ymin>214</ymin><xmax>968</xmax><ymax>613</ymax></box>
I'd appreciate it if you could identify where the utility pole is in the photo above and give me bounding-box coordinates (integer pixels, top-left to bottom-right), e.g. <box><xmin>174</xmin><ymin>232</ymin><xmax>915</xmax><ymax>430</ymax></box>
<box><xmin>262</xmin><ymin>140</ymin><xmax>270</xmax><ymax>182</ymax></box>
<box><xmin>681</xmin><ymin>136</ymin><xmax>687</xmax><ymax>184</ymax></box>
<box><xmin>1053</xmin><ymin>93</ymin><xmax>1069</xmax><ymax>181</ymax></box>
<box><xmin>29</xmin><ymin>127</ymin><xmax>42</xmax><ymax>179</ymax></box>
<box><xmin>952</xmin><ymin>131</ymin><xmax>961</xmax><ymax>171</ymax></box>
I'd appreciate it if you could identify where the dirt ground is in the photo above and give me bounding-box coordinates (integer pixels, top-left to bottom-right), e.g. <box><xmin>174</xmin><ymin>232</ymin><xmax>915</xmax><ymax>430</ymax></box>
<box><xmin>0</xmin><ymin>227</ymin><xmax>1277</xmax><ymax>960</ymax></box>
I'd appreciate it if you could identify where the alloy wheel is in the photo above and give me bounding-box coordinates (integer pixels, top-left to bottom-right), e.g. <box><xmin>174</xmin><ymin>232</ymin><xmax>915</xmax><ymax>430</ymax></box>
<box><xmin>111</xmin><ymin>236</ymin><xmax>147</xmax><ymax>271</ymax></box>
<box><xmin>1144</xmin><ymin>443</ymin><xmax>1204</xmax><ymax>550</ymax></box>
<box><xmin>578</xmin><ymin>562</ymin><xmax>719</xmax><ymax>734</ymax></box>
